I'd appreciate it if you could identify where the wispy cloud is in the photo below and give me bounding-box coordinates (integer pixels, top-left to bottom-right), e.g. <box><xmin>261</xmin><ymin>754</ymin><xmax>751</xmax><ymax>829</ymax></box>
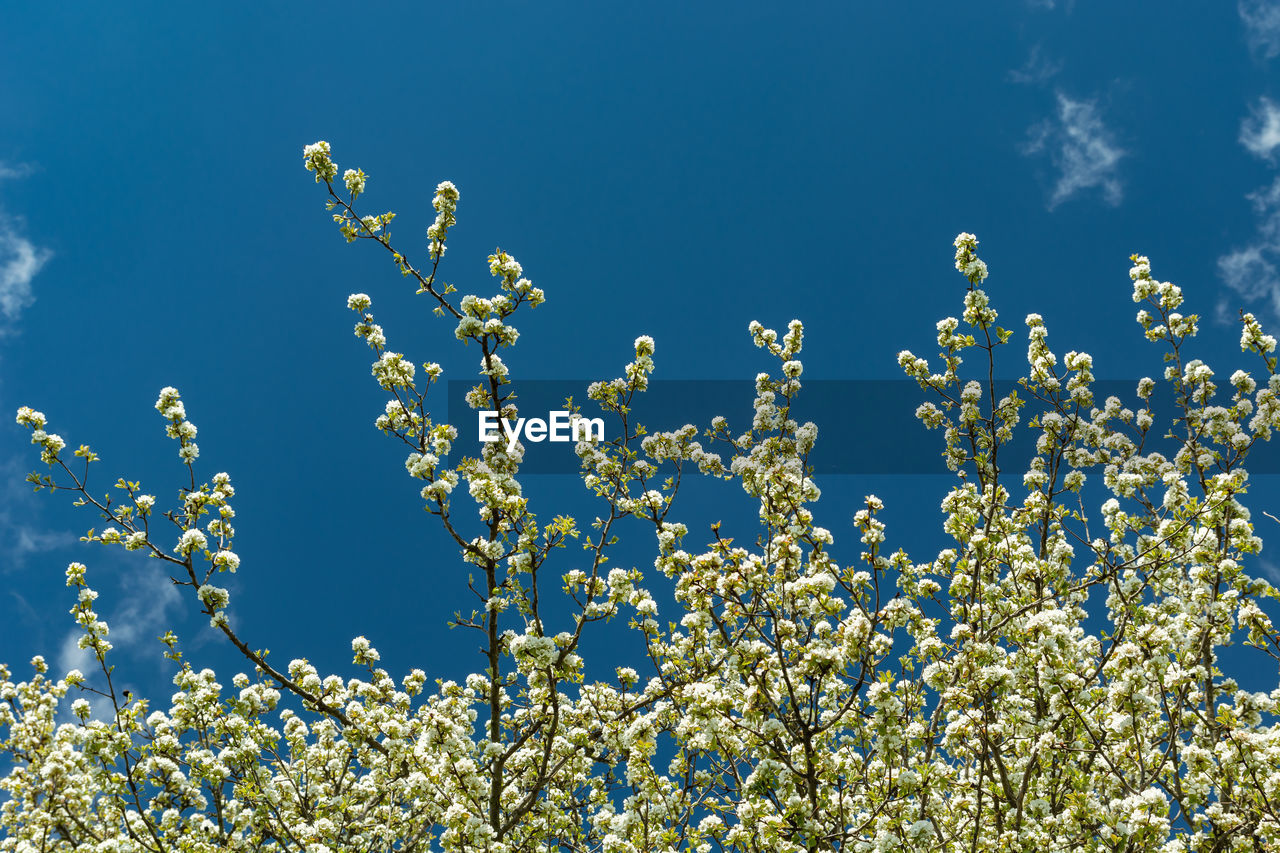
<box><xmin>1219</xmin><ymin>177</ymin><xmax>1280</xmax><ymax>316</ymax></box>
<box><xmin>55</xmin><ymin>630</ymin><xmax>94</xmax><ymax>687</ymax></box>
<box><xmin>1239</xmin><ymin>0</ymin><xmax>1280</xmax><ymax>60</ymax></box>
<box><xmin>55</xmin><ymin>565</ymin><xmax>184</xmax><ymax>720</ymax></box>
<box><xmin>12</xmin><ymin>501</ymin><xmax>193</xmax><ymax>724</ymax></box>
<box><xmin>1219</xmin><ymin>95</ymin><xmax>1280</xmax><ymax>318</ymax></box>
<box><xmin>55</xmin><ymin>568</ymin><xmax>184</xmax><ymax>676</ymax></box>
<box><xmin>1241</xmin><ymin>97</ymin><xmax>1280</xmax><ymax>159</ymax></box>
<box><xmin>1008</xmin><ymin>45</ymin><xmax>1062</xmax><ymax>85</ymax></box>
<box><xmin>54</xmin><ymin>632</ymin><xmax>119</xmax><ymax>722</ymax></box>
<box><xmin>1222</xmin><ymin>4</ymin><xmax>1280</xmax><ymax>318</ymax></box>
<box><xmin>0</xmin><ymin>225</ymin><xmax>51</xmax><ymax>322</ymax></box>
<box><xmin>1024</xmin><ymin>93</ymin><xmax>1125</xmax><ymax>210</ymax></box>
<box><xmin>0</xmin><ymin>162</ymin><xmax>52</xmax><ymax>326</ymax></box>
<box><xmin>0</xmin><ymin>457</ymin><xmax>76</xmax><ymax>569</ymax></box>
<box><xmin>110</xmin><ymin>568</ymin><xmax>184</xmax><ymax>649</ymax></box>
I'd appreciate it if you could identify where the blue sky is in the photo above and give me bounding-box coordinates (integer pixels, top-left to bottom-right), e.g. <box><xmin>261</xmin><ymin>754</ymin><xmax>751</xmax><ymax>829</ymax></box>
<box><xmin>3</xmin><ymin>2</ymin><xmax>1280</xmax><ymax>698</ymax></box>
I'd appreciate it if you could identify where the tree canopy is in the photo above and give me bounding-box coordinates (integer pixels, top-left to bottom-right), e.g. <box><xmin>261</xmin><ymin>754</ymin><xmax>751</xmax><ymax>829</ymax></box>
<box><xmin>2</xmin><ymin>143</ymin><xmax>1278</xmax><ymax>853</ymax></box>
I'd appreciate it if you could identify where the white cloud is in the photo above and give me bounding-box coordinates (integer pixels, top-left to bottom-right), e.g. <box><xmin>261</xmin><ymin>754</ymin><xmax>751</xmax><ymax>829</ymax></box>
<box><xmin>55</xmin><ymin>629</ymin><xmax>96</xmax><ymax>685</ymax></box>
<box><xmin>28</xmin><ymin>536</ymin><xmax>188</xmax><ymax>722</ymax></box>
<box><xmin>54</xmin><ymin>566</ymin><xmax>184</xmax><ymax>721</ymax></box>
<box><xmin>1024</xmin><ymin>94</ymin><xmax>1125</xmax><ymax>210</ymax></box>
<box><xmin>12</xmin><ymin>524</ymin><xmax>75</xmax><ymax>557</ymax></box>
<box><xmin>54</xmin><ymin>632</ymin><xmax>118</xmax><ymax>722</ymax></box>
<box><xmin>1239</xmin><ymin>0</ymin><xmax>1280</xmax><ymax>60</ymax></box>
<box><xmin>109</xmin><ymin>568</ymin><xmax>183</xmax><ymax>649</ymax></box>
<box><xmin>0</xmin><ymin>223</ymin><xmax>51</xmax><ymax>321</ymax></box>
<box><xmin>1219</xmin><ymin>177</ymin><xmax>1280</xmax><ymax>316</ymax></box>
<box><xmin>0</xmin><ymin>457</ymin><xmax>76</xmax><ymax>567</ymax></box>
<box><xmin>0</xmin><ymin>162</ymin><xmax>51</xmax><ymax>324</ymax></box>
<box><xmin>1222</xmin><ymin>5</ymin><xmax>1280</xmax><ymax>316</ymax></box>
<box><xmin>1007</xmin><ymin>45</ymin><xmax>1062</xmax><ymax>85</ymax></box>
<box><xmin>1219</xmin><ymin>245</ymin><xmax>1280</xmax><ymax>314</ymax></box>
<box><xmin>1241</xmin><ymin>97</ymin><xmax>1280</xmax><ymax>159</ymax></box>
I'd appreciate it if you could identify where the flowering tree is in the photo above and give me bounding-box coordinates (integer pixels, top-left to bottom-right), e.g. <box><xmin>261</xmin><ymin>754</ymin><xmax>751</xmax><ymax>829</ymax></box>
<box><xmin>3</xmin><ymin>142</ymin><xmax>1279</xmax><ymax>853</ymax></box>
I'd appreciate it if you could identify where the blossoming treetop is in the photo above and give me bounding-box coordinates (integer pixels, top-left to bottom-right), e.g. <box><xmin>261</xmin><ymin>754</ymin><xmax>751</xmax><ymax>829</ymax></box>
<box><xmin>1</xmin><ymin>141</ymin><xmax>1278</xmax><ymax>852</ymax></box>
